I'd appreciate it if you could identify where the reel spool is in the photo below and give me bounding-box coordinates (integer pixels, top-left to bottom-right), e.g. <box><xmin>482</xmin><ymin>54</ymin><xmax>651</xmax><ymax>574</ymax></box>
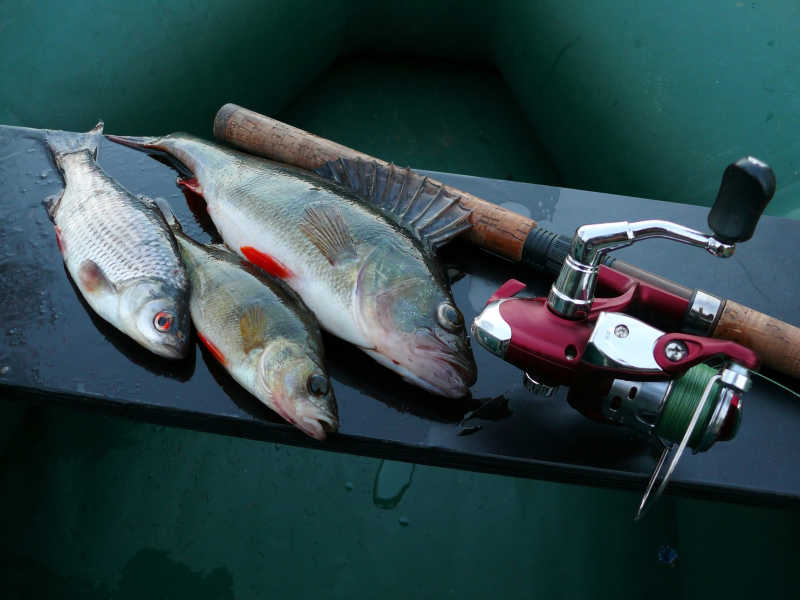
<box><xmin>593</xmin><ymin>363</ymin><xmax>742</xmax><ymax>452</ymax></box>
<box><xmin>567</xmin><ymin>361</ymin><xmax>746</xmax><ymax>519</ymax></box>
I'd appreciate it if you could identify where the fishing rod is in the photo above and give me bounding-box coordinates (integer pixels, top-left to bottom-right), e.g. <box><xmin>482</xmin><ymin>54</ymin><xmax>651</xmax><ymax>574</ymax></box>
<box><xmin>212</xmin><ymin>103</ymin><xmax>798</xmax><ymax>381</ymax></box>
<box><xmin>211</xmin><ymin>104</ymin><xmax>789</xmax><ymax>514</ymax></box>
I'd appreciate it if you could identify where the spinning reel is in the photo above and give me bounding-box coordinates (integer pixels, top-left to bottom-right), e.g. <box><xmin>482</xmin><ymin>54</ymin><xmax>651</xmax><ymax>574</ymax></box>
<box><xmin>471</xmin><ymin>157</ymin><xmax>775</xmax><ymax>517</ymax></box>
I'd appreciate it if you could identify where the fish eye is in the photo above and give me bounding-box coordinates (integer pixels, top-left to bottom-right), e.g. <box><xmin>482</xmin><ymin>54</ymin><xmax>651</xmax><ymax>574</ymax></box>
<box><xmin>437</xmin><ymin>301</ymin><xmax>464</xmax><ymax>332</ymax></box>
<box><xmin>307</xmin><ymin>374</ymin><xmax>329</xmax><ymax>396</ymax></box>
<box><xmin>153</xmin><ymin>311</ymin><xmax>173</xmax><ymax>332</ymax></box>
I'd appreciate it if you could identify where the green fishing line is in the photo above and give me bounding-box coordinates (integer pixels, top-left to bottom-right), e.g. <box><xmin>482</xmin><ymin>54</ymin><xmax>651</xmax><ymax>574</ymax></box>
<box><xmin>754</xmin><ymin>371</ymin><xmax>800</xmax><ymax>400</ymax></box>
<box><xmin>656</xmin><ymin>363</ymin><xmax>719</xmax><ymax>448</ymax></box>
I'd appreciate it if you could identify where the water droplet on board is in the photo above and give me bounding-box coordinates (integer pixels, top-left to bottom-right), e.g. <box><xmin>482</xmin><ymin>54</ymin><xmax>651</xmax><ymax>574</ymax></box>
<box><xmin>398</xmin><ymin>516</ymin><xmax>410</xmax><ymax>527</ymax></box>
<box><xmin>373</xmin><ymin>459</ymin><xmax>415</xmax><ymax>509</ymax></box>
<box><xmin>657</xmin><ymin>544</ymin><xmax>679</xmax><ymax>567</ymax></box>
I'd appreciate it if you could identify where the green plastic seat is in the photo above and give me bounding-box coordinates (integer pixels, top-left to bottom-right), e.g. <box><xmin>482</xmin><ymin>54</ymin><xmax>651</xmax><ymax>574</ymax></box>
<box><xmin>2</xmin><ymin>1</ymin><xmax>797</xmax><ymax>215</ymax></box>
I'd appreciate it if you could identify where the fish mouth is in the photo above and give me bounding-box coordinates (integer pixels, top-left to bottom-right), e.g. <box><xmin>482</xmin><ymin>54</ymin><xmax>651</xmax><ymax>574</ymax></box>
<box><xmin>268</xmin><ymin>392</ymin><xmax>338</xmax><ymax>441</ymax></box>
<box><xmin>428</xmin><ymin>355</ymin><xmax>475</xmax><ymax>395</ymax></box>
<box><xmin>412</xmin><ymin>331</ymin><xmax>477</xmax><ymax>398</ymax></box>
<box><xmin>297</xmin><ymin>410</ymin><xmax>339</xmax><ymax>441</ymax></box>
<box><xmin>364</xmin><ymin>331</ymin><xmax>476</xmax><ymax>399</ymax></box>
<box><xmin>147</xmin><ymin>337</ymin><xmax>189</xmax><ymax>360</ymax></box>
<box><xmin>284</xmin><ymin>402</ymin><xmax>338</xmax><ymax>441</ymax></box>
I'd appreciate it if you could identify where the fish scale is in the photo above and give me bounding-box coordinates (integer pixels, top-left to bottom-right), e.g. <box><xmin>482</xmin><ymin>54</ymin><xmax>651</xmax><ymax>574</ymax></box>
<box><xmin>57</xmin><ymin>153</ymin><xmax>185</xmax><ymax>288</ymax></box>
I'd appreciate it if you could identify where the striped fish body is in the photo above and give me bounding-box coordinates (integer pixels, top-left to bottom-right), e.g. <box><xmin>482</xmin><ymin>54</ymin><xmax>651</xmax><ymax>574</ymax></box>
<box><xmin>46</xmin><ymin>126</ymin><xmax>190</xmax><ymax>358</ymax></box>
<box><xmin>108</xmin><ymin>133</ymin><xmax>476</xmax><ymax>398</ymax></box>
<box><xmin>166</xmin><ymin>215</ymin><xmax>337</xmax><ymax>440</ymax></box>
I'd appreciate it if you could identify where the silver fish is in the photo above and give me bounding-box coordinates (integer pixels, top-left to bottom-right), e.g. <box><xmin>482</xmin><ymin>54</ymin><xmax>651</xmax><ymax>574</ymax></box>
<box><xmin>108</xmin><ymin>133</ymin><xmax>477</xmax><ymax>397</ymax></box>
<box><xmin>156</xmin><ymin>200</ymin><xmax>337</xmax><ymax>439</ymax></box>
<box><xmin>45</xmin><ymin>124</ymin><xmax>190</xmax><ymax>358</ymax></box>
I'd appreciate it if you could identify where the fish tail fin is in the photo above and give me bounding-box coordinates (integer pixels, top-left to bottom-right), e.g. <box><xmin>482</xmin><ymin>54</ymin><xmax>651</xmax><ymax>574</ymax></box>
<box><xmin>45</xmin><ymin>121</ymin><xmax>104</xmax><ymax>160</ymax></box>
<box><xmin>314</xmin><ymin>158</ymin><xmax>473</xmax><ymax>253</ymax></box>
<box><xmin>153</xmin><ymin>198</ymin><xmax>183</xmax><ymax>233</ymax></box>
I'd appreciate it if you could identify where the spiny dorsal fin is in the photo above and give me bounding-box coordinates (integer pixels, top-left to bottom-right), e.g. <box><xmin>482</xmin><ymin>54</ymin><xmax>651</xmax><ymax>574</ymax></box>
<box><xmin>299</xmin><ymin>203</ymin><xmax>357</xmax><ymax>266</ymax></box>
<box><xmin>314</xmin><ymin>158</ymin><xmax>473</xmax><ymax>253</ymax></box>
<box><xmin>240</xmin><ymin>304</ymin><xmax>268</xmax><ymax>354</ymax></box>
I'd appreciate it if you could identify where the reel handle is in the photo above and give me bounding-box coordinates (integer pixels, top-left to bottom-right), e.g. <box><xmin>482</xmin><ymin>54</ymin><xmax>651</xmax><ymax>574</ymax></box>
<box><xmin>708</xmin><ymin>157</ymin><xmax>775</xmax><ymax>243</ymax></box>
<box><xmin>547</xmin><ymin>157</ymin><xmax>775</xmax><ymax>320</ymax></box>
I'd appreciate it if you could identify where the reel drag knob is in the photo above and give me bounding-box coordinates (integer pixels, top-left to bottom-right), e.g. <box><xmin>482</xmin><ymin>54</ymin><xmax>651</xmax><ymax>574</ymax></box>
<box><xmin>708</xmin><ymin>157</ymin><xmax>775</xmax><ymax>243</ymax></box>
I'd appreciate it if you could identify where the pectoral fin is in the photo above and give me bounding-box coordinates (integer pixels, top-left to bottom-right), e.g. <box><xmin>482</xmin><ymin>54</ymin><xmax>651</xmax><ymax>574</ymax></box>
<box><xmin>78</xmin><ymin>260</ymin><xmax>114</xmax><ymax>293</ymax></box>
<box><xmin>240</xmin><ymin>304</ymin><xmax>268</xmax><ymax>354</ymax></box>
<box><xmin>300</xmin><ymin>204</ymin><xmax>357</xmax><ymax>266</ymax></box>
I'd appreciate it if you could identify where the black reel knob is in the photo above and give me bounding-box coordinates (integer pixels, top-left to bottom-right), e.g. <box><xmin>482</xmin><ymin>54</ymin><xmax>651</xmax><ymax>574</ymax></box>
<box><xmin>708</xmin><ymin>156</ymin><xmax>775</xmax><ymax>243</ymax></box>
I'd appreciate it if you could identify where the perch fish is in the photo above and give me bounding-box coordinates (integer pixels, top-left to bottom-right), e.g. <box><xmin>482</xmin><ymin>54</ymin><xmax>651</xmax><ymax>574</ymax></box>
<box><xmin>157</xmin><ymin>200</ymin><xmax>338</xmax><ymax>439</ymax></box>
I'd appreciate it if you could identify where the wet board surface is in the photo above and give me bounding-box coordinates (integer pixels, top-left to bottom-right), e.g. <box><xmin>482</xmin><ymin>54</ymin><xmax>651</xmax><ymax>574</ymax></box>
<box><xmin>2</xmin><ymin>127</ymin><xmax>800</xmax><ymax>508</ymax></box>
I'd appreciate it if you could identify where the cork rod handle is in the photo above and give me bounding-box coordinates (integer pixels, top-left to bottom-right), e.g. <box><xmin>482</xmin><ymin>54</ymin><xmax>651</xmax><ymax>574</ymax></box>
<box><xmin>714</xmin><ymin>301</ymin><xmax>800</xmax><ymax>376</ymax></box>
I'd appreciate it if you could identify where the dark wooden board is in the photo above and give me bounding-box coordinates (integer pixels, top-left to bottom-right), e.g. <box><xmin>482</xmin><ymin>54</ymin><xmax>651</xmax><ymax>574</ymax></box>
<box><xmin>2</xmin><ymin>127</ymin><xmax>799</xmax><ymax>507</ymax></box>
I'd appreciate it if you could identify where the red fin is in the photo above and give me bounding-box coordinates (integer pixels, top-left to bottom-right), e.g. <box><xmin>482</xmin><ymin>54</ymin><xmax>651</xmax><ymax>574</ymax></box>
<box><xmin>78</xmin><ymin>260</ymin><xmax>112</xmax><ymax>292</ymax></box>
<box><xmin>54</xmin><ymin>225</ymin><xmax>65</xmax><ymax>254</ymax></box>
<box><xmin>197</xmin><ymin>331</ymin><xmax>227</xmax><ymax>366</ymax></box>
<box><xmin>240</xmin><ymin>246</ymin><xmax>294</xmax><ymax>279</ymax></box>
<box><xmin>177</xmin><ymin>176</ymin><xmax>203</xmax><ymax>197</ymax></box>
